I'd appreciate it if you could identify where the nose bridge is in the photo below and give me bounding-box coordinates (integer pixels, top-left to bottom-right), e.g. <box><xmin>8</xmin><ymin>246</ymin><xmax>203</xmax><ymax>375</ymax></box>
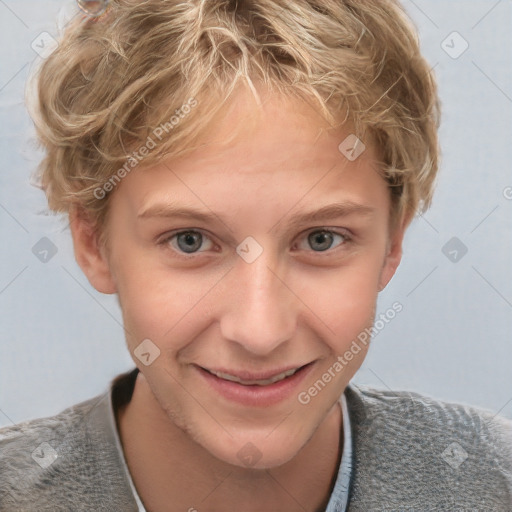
<box><xmin>219</xmin><ymin>247</ymin><xmax>296</xmax><ymax>355</ymax></box>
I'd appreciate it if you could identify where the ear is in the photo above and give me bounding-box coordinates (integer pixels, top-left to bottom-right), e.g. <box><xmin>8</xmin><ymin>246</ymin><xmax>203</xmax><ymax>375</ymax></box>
<box><xmin>69</xmin><ymin>206</ymin><xmax>117</xmax><ymax>294</ymax></box>
<box><xmin>378</xmin><ymin>220</ymin><xmax>408</xmax><ymax>292</ymax></box>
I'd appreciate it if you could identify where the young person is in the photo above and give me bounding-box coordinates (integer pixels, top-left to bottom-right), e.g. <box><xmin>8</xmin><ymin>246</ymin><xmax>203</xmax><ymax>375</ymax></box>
<box><xmin>1</xmin><ymin>0</ymin><xmax>511</xmax><ymax>510</ymax></box>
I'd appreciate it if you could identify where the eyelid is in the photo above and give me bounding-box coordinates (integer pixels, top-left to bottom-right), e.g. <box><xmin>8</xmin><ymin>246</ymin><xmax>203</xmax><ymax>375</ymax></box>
<box><xmin>301</xmin><ymin>226</ymin><xmax>352</xmax><ymax>238</ymax></box>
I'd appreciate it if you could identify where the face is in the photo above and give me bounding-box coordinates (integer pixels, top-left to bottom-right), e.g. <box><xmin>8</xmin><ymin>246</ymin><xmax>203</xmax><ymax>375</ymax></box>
<box><xmin>74</xmin><ymin>86</ymin><xmax>404</xmax><ymax>470</ymax></box>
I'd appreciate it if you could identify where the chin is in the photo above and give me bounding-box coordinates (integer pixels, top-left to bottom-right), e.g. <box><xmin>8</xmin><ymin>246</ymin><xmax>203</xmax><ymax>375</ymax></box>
<box><xmin>199</xmin><ymin>429</ymin><xmax>308</xmax><ymax>471</ymax></box>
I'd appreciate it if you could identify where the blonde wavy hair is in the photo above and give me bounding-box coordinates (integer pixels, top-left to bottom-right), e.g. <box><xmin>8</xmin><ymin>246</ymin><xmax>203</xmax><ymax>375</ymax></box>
<box><xmin>26</xmin><ymin>0</ymin><xmax>440</xmax><ymax>248</ymax></box>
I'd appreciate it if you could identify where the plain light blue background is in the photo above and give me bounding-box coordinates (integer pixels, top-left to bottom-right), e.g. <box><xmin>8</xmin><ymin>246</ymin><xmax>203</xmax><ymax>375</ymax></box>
<box><xmin>1</xmin><ymin>0</ymin><xmax>511</xmax><ymax>427</ymax></box>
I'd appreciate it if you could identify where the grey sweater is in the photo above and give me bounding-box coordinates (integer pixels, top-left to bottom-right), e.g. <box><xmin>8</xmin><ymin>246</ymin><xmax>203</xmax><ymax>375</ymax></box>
<box><xmin>1</xmin><ymin>367</ymin><xmax>511</xmax><ymax>511</ymax></box>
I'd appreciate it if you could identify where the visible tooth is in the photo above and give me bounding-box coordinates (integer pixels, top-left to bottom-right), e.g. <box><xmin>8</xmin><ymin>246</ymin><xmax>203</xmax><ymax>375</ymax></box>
<box><xmin>211</xmin><ymin>367</ymin><xmax>299</xmax><ymax>386</ymax></box>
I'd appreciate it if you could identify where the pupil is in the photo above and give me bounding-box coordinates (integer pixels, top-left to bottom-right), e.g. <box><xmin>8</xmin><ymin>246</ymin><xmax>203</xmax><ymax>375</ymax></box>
<box><xmin>310</xmin><ymin>231</ymin><xmax>332</xmax><ymax>251</ymax></box>
<box><xmin>178</xmin><ymin>232</ymin><xmax>201</xmax><ymax>253</ymax></box>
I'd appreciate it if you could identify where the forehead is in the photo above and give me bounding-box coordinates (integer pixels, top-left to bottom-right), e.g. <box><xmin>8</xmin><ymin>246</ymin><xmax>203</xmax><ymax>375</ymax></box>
<box><xmin>109</xmin><ymin>86</ymin><xmax>388</xmax><ymax>222</ymax></box>
<box><xmin>180</xmin><ymin>85</ymin><xmax>374</xmax><ymax>171</ymax></box>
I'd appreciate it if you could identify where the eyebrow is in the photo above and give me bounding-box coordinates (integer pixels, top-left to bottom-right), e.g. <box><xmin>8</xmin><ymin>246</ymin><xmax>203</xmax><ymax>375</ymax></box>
<box><xmin>137</xmin><ymin>201</ymin><xmax>376</xmax><ymax>231</ymax></box>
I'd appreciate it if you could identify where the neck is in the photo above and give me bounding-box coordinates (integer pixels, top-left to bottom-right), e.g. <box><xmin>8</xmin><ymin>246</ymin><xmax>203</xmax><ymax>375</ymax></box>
<box><xmin>116</xmin><ymin>372</ymin><xmax>343</xmax><ymax>512</ymax></box>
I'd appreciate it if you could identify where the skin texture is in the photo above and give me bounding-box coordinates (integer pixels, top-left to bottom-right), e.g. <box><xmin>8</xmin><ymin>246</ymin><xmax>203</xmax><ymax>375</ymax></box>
<box><xmin>70</xmin><ymin>85</ymin><xmax>407</xmax><ymax>511</ymax></box>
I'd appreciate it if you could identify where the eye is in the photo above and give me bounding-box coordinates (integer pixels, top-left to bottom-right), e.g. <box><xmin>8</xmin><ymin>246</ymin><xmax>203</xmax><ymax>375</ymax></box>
<box><xmin>159</xmin><ymin>230</ymin><xmax>215</xmax><ymax>255</ymax></box>
<box><xmin>158</xmin><ymin>228</ymin><xmax>351</xmax><ymax>258</ymax></box>
<box><xmin>295</xmin><ymin>229</ymin><xmax>350</xmax><ymax>253</ymax></box>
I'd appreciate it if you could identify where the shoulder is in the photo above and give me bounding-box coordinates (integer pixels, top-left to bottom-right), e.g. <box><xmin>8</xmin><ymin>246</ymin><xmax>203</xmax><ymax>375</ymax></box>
<box><xmin>346</xmin><ymin>383</ymin><xmax>512</xmax><ymax>449</ymax></box>
<box><xmin>347</xmin><ymin>382</ymin><xmax>511</xmax><ymax>424</ymax></box>
<box><xmin>0</xmin><ymin>391</ymin><xmax>137</xmax><ymax>511</ymax></box>
<box><xmin>344</xmin><ymin>383</ymin><xmax>512</xmax><ymax>510</ymax></box>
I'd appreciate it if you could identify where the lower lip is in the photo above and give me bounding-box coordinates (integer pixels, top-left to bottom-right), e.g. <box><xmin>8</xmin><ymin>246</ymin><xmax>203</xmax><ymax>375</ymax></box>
<box><xmin>196</xmin><ymin>363</ymin><xmax>315</xmax><ymax>407</ymax></box>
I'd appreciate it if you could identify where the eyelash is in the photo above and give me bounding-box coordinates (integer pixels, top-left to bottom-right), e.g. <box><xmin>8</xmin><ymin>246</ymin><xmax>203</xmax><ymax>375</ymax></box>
<box><xmin>157</xmin><ymin>228</ymin><xmax>353</xmax><ymax>259</ymax></box>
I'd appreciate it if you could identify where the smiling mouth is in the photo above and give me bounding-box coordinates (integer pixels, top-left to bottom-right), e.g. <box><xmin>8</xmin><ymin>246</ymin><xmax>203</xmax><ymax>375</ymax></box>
<box><xmin>201</xmin><ymin>364</ymin><xmax>310</xmax><ymax>386</ymax></box>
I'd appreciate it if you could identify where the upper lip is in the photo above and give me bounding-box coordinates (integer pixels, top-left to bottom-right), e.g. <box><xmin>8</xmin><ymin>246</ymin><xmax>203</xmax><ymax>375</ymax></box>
<box><xmin>197</xmin><ymin>363</ymin><xmax>312</xmax><ymax>381</ymax></box>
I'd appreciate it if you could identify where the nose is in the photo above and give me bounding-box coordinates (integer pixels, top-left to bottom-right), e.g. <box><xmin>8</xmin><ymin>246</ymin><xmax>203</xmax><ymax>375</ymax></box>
<box><xmin>219</xmin><ymin>246</ymin><xmax>297</xmax><ymax>356</ymax></box>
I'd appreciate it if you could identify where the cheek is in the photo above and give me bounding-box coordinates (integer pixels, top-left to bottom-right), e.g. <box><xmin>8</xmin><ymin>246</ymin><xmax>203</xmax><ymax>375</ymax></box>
<box><xmin>296</xmin><ymin>265</ymin><xmax>379</xmax><ymax>409</ymax></box>
<box><xmin>300</xmin><ymin>256</ymin><xmax>383</xmax><ymax>340</ymax></box>
<box><xmin>113</xmin><ymin>254</ymin><xmax>205</xmax><ymax>347</ymax></box>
